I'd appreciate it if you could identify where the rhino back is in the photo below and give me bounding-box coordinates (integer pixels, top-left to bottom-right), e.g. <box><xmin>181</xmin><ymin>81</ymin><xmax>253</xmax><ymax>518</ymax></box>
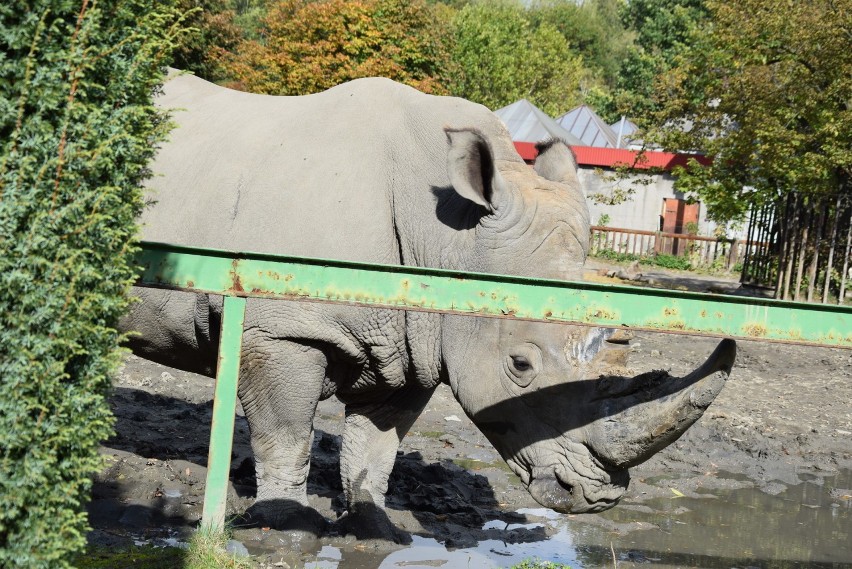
<box><xmin>142</xmin><ymin>74</ymin><xmax>519</xmax><ymax>265</ymax></box>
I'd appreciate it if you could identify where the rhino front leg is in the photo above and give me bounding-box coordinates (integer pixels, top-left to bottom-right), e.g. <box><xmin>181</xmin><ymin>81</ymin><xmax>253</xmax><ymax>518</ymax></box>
<box><xmin>337</xmin><ymin>384</ymin><xmax>435</xmax><ymax>542</ymax></box>
<box><xmin>238</xmin><ymin>334</ymin><xmax>328</xmax><ymax>534</ymax></box>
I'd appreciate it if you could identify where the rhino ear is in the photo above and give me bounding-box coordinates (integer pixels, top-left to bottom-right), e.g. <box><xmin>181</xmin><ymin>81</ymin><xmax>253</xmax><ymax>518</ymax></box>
<box><xmin>534</xmin><ymin>139</ymin><xmax>579</xmax><ymax>186</ymax></box>
<box><xmin>445</xmin><ymin>128</ymin><xmax>505</xmax><ymax>212</ymax></box>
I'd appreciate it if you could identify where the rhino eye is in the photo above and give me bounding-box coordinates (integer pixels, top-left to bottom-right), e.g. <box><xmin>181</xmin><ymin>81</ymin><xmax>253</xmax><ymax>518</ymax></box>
<box><xmin>505</xmin><ymin>346</ymin><xmax>540</xmax><ymax>387</ymax></box>
<box><xmin>511</xmin><ymin>356</ymin><xmax>532</xmax><ymax>372</ymax></box>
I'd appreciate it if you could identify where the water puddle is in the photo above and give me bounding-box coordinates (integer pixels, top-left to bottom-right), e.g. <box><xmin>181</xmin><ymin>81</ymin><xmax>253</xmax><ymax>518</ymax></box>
<box><xmin>305</xmin><ymin>470</ymin><xmax>851</xmax><ymax>568</ymax></box>
<box><xmin>590</xmin><ymin>469</ymin><xmax>852</xmax><ymax>568</ymax></box>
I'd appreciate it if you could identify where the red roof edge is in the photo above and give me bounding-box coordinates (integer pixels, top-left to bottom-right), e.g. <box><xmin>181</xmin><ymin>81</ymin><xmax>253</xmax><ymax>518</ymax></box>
<box><xmin>514</xmin><ymin>142</ymin><xmax>539</xmax><ymax>162</ymax></box>
<box><xmin>514</xmin><ymin>142</ymin><xmax>711</xmax><ymax>171</ymax></box>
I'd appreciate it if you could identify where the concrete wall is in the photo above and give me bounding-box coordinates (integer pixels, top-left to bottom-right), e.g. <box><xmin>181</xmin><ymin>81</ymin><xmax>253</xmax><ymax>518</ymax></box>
<box><xmin>577</xmin><ymin>166</ymin><xmax>726</xmax><ymax>236</ymax></box>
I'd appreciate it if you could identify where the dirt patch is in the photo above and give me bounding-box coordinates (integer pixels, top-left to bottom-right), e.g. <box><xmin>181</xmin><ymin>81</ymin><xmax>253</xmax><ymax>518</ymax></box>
<box><xmin>87</xmin><ymin>262</ymin><xmax>852</xmax><ymax>565</ymax></box>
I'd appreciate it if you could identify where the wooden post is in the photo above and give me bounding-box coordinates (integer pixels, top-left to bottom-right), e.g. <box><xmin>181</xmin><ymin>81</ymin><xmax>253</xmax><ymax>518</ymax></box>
<box><xmin>822</xmin><ymin>194</ymin><xmax>842</xmax><ymax>303</ymax></box>
<box><xmin>782</xmin><ymin>196</ymin><xmax>800</xmax><ymax>300</ymax></box>
<box><xmin>728</xmin><ymin>239</ymin><xmax>739</xmax><ymax>270</ymax></box>
<box><xmin>794</xmin><ymin>206</ymin><xmax>812</xmax><ymax>301</ymax></box>
<box><xmin>807</xmin><ymin>200</ymin><xmax>827</xmax><ymax>302</ymax></box>
<box><xmin>839</xmin><ymin>204</ymin><xmax>852</xmax><ymax>305</ymax></box>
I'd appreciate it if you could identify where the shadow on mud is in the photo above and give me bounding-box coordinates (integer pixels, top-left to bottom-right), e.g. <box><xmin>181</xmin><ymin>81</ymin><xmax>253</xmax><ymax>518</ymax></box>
<box><xmin>93</xmin><ymin>386</ymin><xmax>541</xmax><ymax>547</ymax></box>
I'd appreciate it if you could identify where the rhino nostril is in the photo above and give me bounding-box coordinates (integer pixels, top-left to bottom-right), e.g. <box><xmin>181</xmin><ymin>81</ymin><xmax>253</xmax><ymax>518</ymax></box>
<box><xmin>528</xmin><ymin>475</ymin><xmax>575</xmax><ymax>512</ymax></box>
<box><xmin>557</xmin><ymin>478</ymin><xmax>574</xmax><ymax>497</ymax></box>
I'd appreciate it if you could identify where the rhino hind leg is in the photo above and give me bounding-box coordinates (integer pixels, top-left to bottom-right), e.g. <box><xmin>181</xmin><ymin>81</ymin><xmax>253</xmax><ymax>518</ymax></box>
<box><xmin>237</xmin><ymin>335</ymin><xmax>328</xmax><ymax>535</ymax></box>
<box><xmin>336</xmin><ymin>384</ymin><xmax>435</xmax><ymax>543</ymax></box>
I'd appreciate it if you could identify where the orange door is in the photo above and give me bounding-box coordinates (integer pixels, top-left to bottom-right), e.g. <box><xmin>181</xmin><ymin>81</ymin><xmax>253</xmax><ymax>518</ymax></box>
<box><xmin>661</xmin><ymin>199</ymin><xmax>700</xmax><ymax>255</ymax></box>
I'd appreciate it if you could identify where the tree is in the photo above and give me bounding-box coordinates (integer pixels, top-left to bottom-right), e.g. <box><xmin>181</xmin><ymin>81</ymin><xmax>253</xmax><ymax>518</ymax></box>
<box><xmin>607</xmin><ymin>0</ymin><xmax>709</xmax><ymax>123</ymax></box>
<box><xmin>653</xmin><ymin>0</ymin><xmax>852</xmax><ymax>300</ymax></box>
<box><xmin>622</xmin><ymin>0</ymin><xmax>707</xmax><ymax>56</ymax></box>
<box><xmin>447</xmin><ymin>1</ymin><xmax>584</xmax><ymax>115</ymax></box>
<box><xmin>171</xmin><ymin>0</ymin><xmax>246</xmax><ymax>81</ymax></box>
<box><xmin>215</xmin><ymin>0</ymin><xmax>453</xmax><ymax>95</ymax></box>
<box><xmin>528</xmin><ymin>0</ymin><xmax>635</xmax><ymax>121</ymax></box>
<box><xmin>170</xmin><ymin>0</ymin><xmax>270</xmax><ymax>81</ymax></box>
<box><xmin>530</xmin><ymin>0</ymin><xmax>633</xmax><ymax>90</ymax></box>
<box><xmin>0</xmin><ymin>0</ymin><xmax>183</xmax><ymax>566</ymax></box>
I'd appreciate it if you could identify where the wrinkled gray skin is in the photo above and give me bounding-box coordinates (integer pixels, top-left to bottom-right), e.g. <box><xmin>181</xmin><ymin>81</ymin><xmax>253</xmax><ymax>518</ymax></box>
<box><xmin>122</xmin><ymin>73</ymin><xmax>736</xmax><ymax>539</ymax></box>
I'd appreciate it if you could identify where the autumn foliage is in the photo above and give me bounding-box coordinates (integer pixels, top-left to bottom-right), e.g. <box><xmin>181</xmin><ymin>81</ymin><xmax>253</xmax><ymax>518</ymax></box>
<box><xmin>215</xmin><ymin>0</ymin><xmax>452</xmax><ymax>95</ymax></box>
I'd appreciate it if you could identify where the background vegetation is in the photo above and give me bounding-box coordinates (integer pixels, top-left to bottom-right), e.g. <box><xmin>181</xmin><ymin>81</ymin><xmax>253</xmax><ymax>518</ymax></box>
<box><xmin>0</xmin><ymin>0</ymin><xmax>182</xmax><ymax>566</ymax></box>
<box><xmin>175</xmin><ymin>0</ymin><xmax>694</xmax><ymax>119</ymax></box>
<box><xmin>652</xmin><ymin>0</ymin><xmax>851</xmax><ymax>300</ymax></box>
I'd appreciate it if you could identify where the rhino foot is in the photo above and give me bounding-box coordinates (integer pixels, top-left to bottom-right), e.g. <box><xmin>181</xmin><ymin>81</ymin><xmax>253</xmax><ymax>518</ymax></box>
<box><xmin>333</xmin><ymin>493</ymin><xmax>412</xmax><ymax>544</ymax></box>
<box><xmin>243</xmin><ymin>499</ymin><xmax>328</xmax><ymax>537</ymax></box>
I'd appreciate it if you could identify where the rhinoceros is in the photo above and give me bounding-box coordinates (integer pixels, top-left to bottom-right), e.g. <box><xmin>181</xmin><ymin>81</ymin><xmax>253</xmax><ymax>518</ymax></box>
<box><xmin>123</xmin><ymin>72</ymin><xmax>736</xmax><ymax>538</ymax></box>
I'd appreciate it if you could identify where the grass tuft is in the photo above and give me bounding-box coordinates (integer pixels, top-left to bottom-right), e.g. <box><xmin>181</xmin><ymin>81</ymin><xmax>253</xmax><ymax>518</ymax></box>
<box><xmin>509</xmin><ymin>559</ymin><xmax>573</xmax><ymax>569</ymax></box>
<box><xmin>185</xmin><ymin>525</ymin><xmax>252</xmax><ymax>569</ymax></box>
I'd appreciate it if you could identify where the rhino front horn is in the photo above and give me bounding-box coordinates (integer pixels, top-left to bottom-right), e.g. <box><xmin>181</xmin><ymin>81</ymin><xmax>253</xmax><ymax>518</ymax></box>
<box><xmin>585</xmin><ymin>338</ymin><xmax>737</xmax><ymax>469</ymax></box>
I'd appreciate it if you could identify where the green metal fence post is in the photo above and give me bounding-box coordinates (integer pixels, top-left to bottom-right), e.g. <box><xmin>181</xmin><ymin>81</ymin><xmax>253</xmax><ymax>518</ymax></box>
<box><xmin>200</xmin><ymin>295</ymin><xmax>247</xmax><ymax>531</ymax></box>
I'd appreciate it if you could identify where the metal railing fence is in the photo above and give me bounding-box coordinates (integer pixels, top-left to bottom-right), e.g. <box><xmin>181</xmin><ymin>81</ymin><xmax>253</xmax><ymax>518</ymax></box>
<box><xmin>133</xmin><ymin>240</ymin><xmax>852</xmax><ymax>531</ymax></box>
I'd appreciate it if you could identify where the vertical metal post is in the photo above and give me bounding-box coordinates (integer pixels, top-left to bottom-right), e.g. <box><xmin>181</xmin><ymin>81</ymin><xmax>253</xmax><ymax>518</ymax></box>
<box><xmin>201</xmin><ymin>295</ymin><xmax>247</xmax><ymax>531</ymax></box>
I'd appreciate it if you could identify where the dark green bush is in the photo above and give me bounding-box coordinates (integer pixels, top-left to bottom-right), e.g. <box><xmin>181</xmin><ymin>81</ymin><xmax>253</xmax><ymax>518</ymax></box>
<box><xmin>591</xmin><ymin>249</ymin><xmax>694</xmax><ymax>272</ymax></box>
<box><xmin>0</xmin><ymin>1</ymin><xmax>184</xmax><ymax>566</ymax></box>
<box><xmin>593</xmin><ymin>249</ymin><xmax>641</xmax><ymax>263</ymax></box>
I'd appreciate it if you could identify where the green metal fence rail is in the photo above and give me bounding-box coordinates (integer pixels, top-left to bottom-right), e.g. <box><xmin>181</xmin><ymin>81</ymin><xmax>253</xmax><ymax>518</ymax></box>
<box><xmin>133</xmin><ymin>240</ymin><xmax>852</xmax><ymax>531</ymax></box>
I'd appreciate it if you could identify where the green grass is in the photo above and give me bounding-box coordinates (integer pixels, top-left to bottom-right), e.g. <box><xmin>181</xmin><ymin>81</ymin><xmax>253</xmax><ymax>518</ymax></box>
<box><xmin>591</xmin><ymin>249</ymin><xmax>641</xmax><ymax>264</ymax></box>
<box><xmin>75</xmin><ymin>527</ymin><xmax>253</xmax><ymax>569</ymax></box>
<box><xmin>415</xmin><ymin>430</ymin><xmax>447</xmax><ymax>439</ymax></box>
<box><xmin>185</xmin><ymin>526</ymin><xmax>252</xmax><ymax>569</ymax></box>
<box><xmin>592</xmin><ymin>249</ymin><xmax>693</xmax><ymax>271</ymax></box>
<box><xmin>509</xmin><ymin>560</ymin><xmax>573</xmax><ymax>568</ymax></box>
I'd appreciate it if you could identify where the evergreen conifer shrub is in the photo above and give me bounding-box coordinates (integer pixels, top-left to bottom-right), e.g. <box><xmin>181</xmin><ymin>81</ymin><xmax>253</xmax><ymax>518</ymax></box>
<box><xmin>0</xmin><ymin>1</ymin><xmax>184</xmax><ymax>566</ymax></box>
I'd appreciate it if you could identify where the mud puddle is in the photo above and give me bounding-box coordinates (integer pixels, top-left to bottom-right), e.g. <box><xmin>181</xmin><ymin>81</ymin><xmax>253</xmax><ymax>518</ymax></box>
<box><xmin>297</xmin><ymin>470</ymin><xmax>852</xmax><ymax>569</ymax></box>
<box><xmin>589</xmin><ymin>468</ymin><xmax>851</xmax><ymax>568</ymax></box>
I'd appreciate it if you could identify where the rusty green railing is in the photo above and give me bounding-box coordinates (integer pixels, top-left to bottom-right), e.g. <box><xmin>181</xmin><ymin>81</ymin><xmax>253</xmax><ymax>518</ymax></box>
<box><xmin>133</xmin><ymin>241</ymin><xmax>852</xmax><ymax>531</ymax></box>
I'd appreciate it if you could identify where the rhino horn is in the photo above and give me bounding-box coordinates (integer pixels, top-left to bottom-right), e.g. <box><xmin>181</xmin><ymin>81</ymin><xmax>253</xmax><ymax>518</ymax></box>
<box><xmin>585</xmin><ymin>338</ymin><xmax>736</xmax><ymax>469</ymax></box>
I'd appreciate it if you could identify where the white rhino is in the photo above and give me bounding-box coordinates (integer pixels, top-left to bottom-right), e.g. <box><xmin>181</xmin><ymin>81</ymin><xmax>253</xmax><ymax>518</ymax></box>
<box><xmin>123</xmin><ymin>73</ymin><xmax>736</xmax><ymax>539</ymax></box>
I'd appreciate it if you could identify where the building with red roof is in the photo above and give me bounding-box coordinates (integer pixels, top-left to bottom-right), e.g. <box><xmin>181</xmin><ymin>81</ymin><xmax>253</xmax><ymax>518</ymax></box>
<box><xmin>494</xmin><ymin>99</ymin><xmax>721</xmax><ymax>238</ymax></box>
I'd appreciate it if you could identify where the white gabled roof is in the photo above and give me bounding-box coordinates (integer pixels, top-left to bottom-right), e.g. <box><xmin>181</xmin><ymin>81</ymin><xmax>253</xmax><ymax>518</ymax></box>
<box><xmin>555</xmin><ymin>105</ymin><xmax>619</xmax><ymax>148</ymax></box>
<box><xmin>610</xmin><ymin>117</ymin><xmax>642</xmax><ymax>149</ymax></box>
<box><xmin>610</xmin><ymin>117</ymin><xmax>639</xmax><ymax>137</ymax></box>
<box><xmin>493</xmin><ymin>99</ymin><xmax>583</xmax><ymax>146</ymax></box>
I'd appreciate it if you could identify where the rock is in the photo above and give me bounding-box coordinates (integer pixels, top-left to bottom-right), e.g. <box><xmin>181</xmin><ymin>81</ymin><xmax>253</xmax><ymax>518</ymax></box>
<box><xmin>226</xmin><ymin>539</ymin><xmax>250</xmax><ymax>557</ymax></box>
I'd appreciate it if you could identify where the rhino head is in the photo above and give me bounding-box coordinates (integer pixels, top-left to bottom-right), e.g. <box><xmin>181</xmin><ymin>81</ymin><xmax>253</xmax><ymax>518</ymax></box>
<box><xmin>439</xmin><ymin>129</ymin><xmax>736</xmax><ymax>514</ymax></box>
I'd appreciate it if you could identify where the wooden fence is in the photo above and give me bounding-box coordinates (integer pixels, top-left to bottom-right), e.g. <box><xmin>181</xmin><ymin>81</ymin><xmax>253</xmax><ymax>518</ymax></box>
<box><xmin>589</xmin><ymin>226</ymin><xmax>763</xmax><ymax>271</ymax></box>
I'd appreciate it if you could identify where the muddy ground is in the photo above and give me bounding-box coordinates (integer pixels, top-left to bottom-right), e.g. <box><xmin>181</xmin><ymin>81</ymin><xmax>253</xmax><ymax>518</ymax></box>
<box><xmin>87</xmin><ymin>265</ymin><xmax>852</xmax><ymax>567</ymax></box>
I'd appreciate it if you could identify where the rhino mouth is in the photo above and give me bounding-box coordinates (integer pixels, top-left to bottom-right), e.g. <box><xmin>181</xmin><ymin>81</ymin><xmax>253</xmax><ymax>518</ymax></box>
<box><xmin>526</xmin><ymin>462</ymin><xmax>629</xmax><ymax>514</ymax></box>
